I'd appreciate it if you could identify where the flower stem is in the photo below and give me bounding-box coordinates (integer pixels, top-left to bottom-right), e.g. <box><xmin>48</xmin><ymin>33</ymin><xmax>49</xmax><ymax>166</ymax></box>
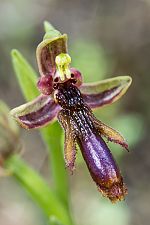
<box><xmin>5</xmin><ymin>155</ymin><xmax>73</xmax><ymax>225</ymax></box>
<box><xmin>40</xmin><ymin>122</ymin><xmax>70</xmax><ymax>209</ymax></box>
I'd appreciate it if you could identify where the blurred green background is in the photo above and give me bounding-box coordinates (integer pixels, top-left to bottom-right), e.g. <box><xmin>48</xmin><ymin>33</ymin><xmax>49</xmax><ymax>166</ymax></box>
<box><xmin>0</xmin><ymin>0</ymin><xmax>149</xmax><ymax>224</ymax></box>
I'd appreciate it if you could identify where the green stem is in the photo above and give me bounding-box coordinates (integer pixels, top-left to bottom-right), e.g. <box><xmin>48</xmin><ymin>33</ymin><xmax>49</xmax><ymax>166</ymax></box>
<box><xmin>5</xmin><ymin>155</ymin><xmax>73</xmax><ymax>225</ymax></box>
<box><xmin>40</xmin><ymin>122</ymin><xmax>70</xmax><ymax>209</ymax></box>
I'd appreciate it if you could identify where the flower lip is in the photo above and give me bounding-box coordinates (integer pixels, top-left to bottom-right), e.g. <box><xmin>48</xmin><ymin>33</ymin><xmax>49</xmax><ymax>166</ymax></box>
<box><xmin>57</xmin><ymin>81</ymin><xmax>128</xmax><ymax>202</ymax></box>
<box><xmin>55</xmin><ymin>80</ymin><xmax>84</xmax><ymax>109</ymax></box>
<box><xmin>78</xmin><ymin>132</ymin><xmax>127</xmax><ymax>202</ymax></box>
<box><xmin>99</xmin><ymin>179</ymin><xmax>128</xmax><ymax>203</ymax></box>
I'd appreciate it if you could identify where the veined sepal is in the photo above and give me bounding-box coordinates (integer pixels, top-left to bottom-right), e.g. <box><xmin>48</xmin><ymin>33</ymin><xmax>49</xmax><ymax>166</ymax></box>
<box><xmin>10</xmin><ymin>95</ymin><xmax>60</xmax><ymax>129</ymax></box>
<box><xmin>36</xmin><ymin>23</ymin><xmax>68</xmax><ymax>78</ymax></box>
<box><xmin>80</xmin><ymin>76</ymin><xmax>132</xmax><ymax>108</ymax></box>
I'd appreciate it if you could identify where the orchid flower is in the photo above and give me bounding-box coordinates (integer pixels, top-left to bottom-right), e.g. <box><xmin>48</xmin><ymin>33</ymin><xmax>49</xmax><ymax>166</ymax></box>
<box><xmin>10</xmin><ymin>23</ymin><xmax>132</xmax><ymax>203</ymax></box>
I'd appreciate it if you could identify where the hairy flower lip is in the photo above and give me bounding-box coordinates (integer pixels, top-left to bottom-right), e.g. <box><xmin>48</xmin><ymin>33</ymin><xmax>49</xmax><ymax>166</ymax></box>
<box><xmin>99</xmin><ymin>180</ymin><xmax>128</xmax><ymax>203</ymax></box>
<box><xmin>56</xmin><ymin>81</ymin><xmax>128</xmax><ymax>202</ymax></box>
<box><xmin>78</xmin><ymin>131</ymin><xmax>127</xmax><ymax>202</ymax></box>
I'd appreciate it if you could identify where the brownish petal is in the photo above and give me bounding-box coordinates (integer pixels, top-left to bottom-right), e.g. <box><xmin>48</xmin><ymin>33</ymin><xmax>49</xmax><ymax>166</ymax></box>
<box><xmin>92</xmin><ymin>116</ymin><xmax>128</xmax><ymax>150</ymax></box>
<box><xmin>58</xmin><ymin>111</ymin><xmax>77</xmax><ymax>172</ymax></box>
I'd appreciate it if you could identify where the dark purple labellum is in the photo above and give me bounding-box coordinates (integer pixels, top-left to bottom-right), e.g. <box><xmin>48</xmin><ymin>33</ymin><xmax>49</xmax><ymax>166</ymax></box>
<box><xmin>78</xmin><ymin>132</ymin><xmax>127</xmax><ymax>202</ymax></box>
<box><xmin>56</xmin><ymin>80</ymin><xmax>127</xmax><ymax>202</ymax></box>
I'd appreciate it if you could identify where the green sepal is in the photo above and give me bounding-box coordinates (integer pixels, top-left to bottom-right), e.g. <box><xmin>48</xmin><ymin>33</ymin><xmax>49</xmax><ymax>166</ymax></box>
<box><xmin>80</xmin><ymin>76</ymin><xmax>132</xmax><ymax>108</ymax></box>
<box><xmin>43</xmin><ymin>21</ymin><xmax>62</xmax><ymax>40</ymax></box>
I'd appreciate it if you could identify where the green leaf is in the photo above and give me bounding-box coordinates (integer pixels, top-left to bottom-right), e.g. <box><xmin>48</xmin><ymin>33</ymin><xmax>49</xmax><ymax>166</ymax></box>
<box><xmin>5</xmin><ymin>155</ymin><xmax>72</xmax><ymax>225</ymax></box>
<box><xmin>41</xmin><ymin>123</ymin><xmax>69</xmax><ymax>209</ymax></box>
<box><xmin>11</xmin><ymin>49</ymin><xmax>39</xmax><ymax>101</ymax></box>
<box><xmin>49</xmin><ymin>216</ymin><xmax>64</xmax><ymax>225</ymax></box>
